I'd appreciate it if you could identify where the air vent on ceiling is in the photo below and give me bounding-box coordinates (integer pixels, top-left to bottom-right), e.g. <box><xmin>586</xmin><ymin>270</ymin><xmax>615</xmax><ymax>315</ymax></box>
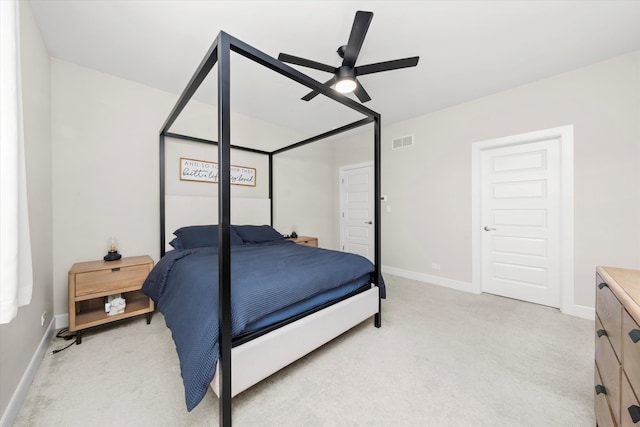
<box><xmin>392</xmin><ymin>135</ymin><xmax>414</xmax><ymax>150</ymax></box>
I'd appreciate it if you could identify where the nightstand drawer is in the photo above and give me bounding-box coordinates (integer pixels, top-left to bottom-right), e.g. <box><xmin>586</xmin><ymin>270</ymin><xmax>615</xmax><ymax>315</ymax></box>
<box><xmin>75</xmin><ymin>264</ymin><xmax>149</xmax><ymax>297</ymax></box>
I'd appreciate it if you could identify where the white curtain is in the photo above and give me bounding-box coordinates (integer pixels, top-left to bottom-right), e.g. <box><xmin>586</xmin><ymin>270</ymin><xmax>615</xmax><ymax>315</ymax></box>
<box><xmin>0</xmin><ymin>0</ymin><xmax>33</xmax><ymax>324</ymax></box>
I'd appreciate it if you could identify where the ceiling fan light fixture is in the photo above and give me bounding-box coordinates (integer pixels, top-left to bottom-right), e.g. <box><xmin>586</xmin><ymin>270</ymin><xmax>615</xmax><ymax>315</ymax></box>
<box><xmin>335</xmin><ymin>77</ymin><xmax>357</xmax><ymax>94</ymax></box>
<box><xmin>335</xmin><ymin>66</ymin><xmax>356</xmax><ymax>93</ymax></box>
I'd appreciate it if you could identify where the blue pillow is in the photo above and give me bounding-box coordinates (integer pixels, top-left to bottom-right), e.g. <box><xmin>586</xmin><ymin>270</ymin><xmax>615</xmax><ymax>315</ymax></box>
<box><xmin>168</xmin><ymin>237</ymin><xmax>184</xmax><ymax>249</ymax></box>
<box><xmin>233</xmin><ymin>225</ymin><xmax>284</xmax><ymax>243</ymax></box>
<box><xmin>173</xmin><ymin>225</ymin><xmax>243</xmax><ymax>249</ymax></box>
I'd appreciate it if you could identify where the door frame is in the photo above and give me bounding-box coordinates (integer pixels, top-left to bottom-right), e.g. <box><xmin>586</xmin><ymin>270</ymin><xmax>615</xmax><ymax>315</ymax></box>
<box><xmin>339</xmin><ymin>161</ymin><xmax>374</xmax><ymax>258</ymax></box>
<box><xmin>471</xmin><ymin>125</ymin><xmax>574</xmax><ymax>314</ymax></box>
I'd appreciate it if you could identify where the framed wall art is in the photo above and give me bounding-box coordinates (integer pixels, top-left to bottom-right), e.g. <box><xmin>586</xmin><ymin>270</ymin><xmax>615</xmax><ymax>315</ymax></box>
<box><xmin>180</xmin><ymin>157</ymin><xmax>256</xmax><ymax>186</ymax></box>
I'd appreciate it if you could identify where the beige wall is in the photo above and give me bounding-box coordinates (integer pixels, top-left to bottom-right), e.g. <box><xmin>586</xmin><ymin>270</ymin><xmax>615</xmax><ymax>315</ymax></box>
<box><xmin>51</xmin><ymin>59</ymin><xmax>335</xmax><ymax>317</ymax></box>
<box><xmin>0</xmin><ymin>0</ymin><xmax>53</xmax><ymax>421</ymax></box>
<box><xmin>273</xmin><ymin>140</ymin><xmax>336</xmax><ymax>249</ymax></box>
<box><xmin>334</xmin><ymin>50</ymin><xmax>640</xmax><ymax>313</ymax></box>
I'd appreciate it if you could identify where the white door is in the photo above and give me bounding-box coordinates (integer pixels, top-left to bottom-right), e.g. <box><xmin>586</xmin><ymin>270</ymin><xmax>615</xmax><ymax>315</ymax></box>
<box><xmin>480</xmin><ymin>138</ymin><xmax>561</xmax><ymax>307</ymax></box>
<box><xmin>340</xmin><ymin>163</ymin><xmax>374</xmax><ymax>262</ymax></box>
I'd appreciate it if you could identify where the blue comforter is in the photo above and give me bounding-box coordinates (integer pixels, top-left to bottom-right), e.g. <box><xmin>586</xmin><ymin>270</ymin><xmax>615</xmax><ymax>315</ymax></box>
<box><xmin>141</xmin><ymin>240</ymin><xmax>382</xmax><ymax>410</ymax></box>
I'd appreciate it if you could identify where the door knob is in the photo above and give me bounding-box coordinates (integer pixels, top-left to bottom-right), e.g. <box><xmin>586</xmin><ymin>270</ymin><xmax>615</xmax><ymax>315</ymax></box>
<box><xmin>483</xmin><ymin>226</ymin><xmax>496</xmax><ymax>231</ymax></box>
<box><xmin>365</xmin><ymin>221</ymin><xmax>373</xmax><ymax>224</ymax></box>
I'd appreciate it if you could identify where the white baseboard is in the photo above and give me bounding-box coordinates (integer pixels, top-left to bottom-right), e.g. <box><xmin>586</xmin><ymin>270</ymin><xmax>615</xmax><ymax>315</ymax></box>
<box><xmin>55</xmin><ymin>313</ymin><xmax>69</xmax><ymax>329</ymax></box>
<box><xmin>0</xmin><ymin>318</ymin><xmax>56</xmax><ymax>427</ymax></box>
<box><xmin>382</xmin><ymin>265</ymin><xmax>476</xmax><ymax>294</ymax></box>
<box><xmin>561</xmin><ymin>303</ymin><xmax>595</xmax><ymax>321</ymax></box>
<box><xmin>382</xmin><ymin>265</ymin><xmax>595</xmax><ymax>321</ymax></box>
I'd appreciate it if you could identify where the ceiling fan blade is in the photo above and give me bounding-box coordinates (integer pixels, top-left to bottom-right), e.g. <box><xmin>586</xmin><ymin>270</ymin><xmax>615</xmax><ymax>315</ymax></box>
<box><xmin>342</xmin><ymin>11</ymin><xmax>373</xmax><ymax>68</ymax></box>
<box><xmin>355</xmin><ymin>56</ymin><xmax>420</xmax><ymax>76</ymax></box>
<box><xmin>301</xmin><ymin>91</ymin><xmax>320</xmax><ymax>102</ymax></box>
<box><xmin>278</xmin><ymin>53</ymin><xmax>336</xmax><ymax>74</ymax></box>
<box><xmin>302</xmin><ymin>76</ymin><xmax>336</xmax><ymax>101</ymax></box>
<box><xmin>353</xmin><ymin>79</ymin><xmax>371</xmax><ymax>103</ymax></box>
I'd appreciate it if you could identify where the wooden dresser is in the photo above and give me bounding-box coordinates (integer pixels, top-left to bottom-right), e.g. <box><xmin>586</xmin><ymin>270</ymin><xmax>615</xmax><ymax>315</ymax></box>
<box><xmin>595</xmin><ymin>266</ymin><xmax>640</xmax><ymax>427</ymax></box>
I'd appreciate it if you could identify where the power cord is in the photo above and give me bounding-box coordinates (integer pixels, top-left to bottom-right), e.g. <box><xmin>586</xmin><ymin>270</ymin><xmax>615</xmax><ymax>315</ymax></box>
<box><xmin>51</xmin><ymin>327</ymin><xmax>77</xmax><ymax>354</ymax></box>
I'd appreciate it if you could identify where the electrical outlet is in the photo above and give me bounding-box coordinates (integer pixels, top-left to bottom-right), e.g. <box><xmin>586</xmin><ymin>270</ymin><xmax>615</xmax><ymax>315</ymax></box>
<box><xmin>431</xmin><ymin>263</ymin><xmax>441</xmax><ymax>270</ymax></box>
<box><xmin>40</xmin><ymin>312</ymin><xmax>46</xmax><ymax>327</ymax></box>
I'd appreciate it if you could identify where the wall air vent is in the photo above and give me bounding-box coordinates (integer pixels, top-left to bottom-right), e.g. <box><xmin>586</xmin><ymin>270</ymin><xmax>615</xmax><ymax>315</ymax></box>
<box><xmin>392</xmin><ymin>135</ymin><xmax>414</xmax><ymax>150</ymax></box>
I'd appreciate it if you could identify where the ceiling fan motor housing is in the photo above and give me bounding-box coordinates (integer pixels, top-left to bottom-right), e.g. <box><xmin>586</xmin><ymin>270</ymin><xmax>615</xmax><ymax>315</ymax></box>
<box><xmin>337</xmin><ymin>65</ymin><xmax>356</xmax><ymax>79</ymax></box>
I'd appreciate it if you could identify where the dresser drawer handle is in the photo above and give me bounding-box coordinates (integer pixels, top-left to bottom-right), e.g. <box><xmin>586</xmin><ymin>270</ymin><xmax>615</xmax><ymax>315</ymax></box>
<box><xmin>111</xmin><ymin>267</ymin><xmax>121</xmax><ymax>272</ymax></box>
<box><xmin>629</xmin><ymin>405</ymin><xmax>640</xmax><ymax>423</ymax></box>
<box><xmin>598</xmin><ymin>282</ymin><xmax>608</xmax><ymax>289</ymax></box>
<box><xmin>630</xmin><ymin>329</ymin><xmax>640</xmax><ymax>344</ymax></box>
<box><xmin>595</xmin><ymin>384</ymin><xmax>607</xmax><ymax>395</ymax></box>
<box><xmin>597</xmin><ymin>329</ymin><xmax>608</xmax><ymax>338</ymax></box>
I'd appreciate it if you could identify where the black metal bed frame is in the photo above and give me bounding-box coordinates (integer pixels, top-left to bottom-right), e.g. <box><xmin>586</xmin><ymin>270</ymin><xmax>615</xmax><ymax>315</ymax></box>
<box><xmin>159</xmin><ymin>31</ymin><xmax>381</xmax><ymax>427</ymax></box>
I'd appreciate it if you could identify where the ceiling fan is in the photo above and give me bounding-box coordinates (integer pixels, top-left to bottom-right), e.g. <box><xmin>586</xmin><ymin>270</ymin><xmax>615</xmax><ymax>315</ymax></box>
<box><xmin>278</xmin><ymin>10</ymin><xmax>419</xmax><ymax>103</ymax></box>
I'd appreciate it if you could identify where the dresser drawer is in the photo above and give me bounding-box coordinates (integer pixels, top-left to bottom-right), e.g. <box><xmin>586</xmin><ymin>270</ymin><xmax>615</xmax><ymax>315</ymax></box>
<box><xmin>621</xmin><ymin>374</ymin><xmax>640</xmax><ymax>427</ymax></box>
<box><xmin>597</xmin><ymin>315</ymin><xmax>614</xmax><ymax>367</ymax></box>
<box><xmin>623</xmin><ymin>309</ymin><xmax>640</xmax><ymax>391</ymax></box>
<box><xmin>598</xmin><ymin>276</ymin><xmax>623</xmax><ymax>358</ymax></box>
<box><xmin>596</xmin><ymin>364</ymin><xmax>618</xmax><ymax>427</ymax></box>
<box><xmin>597</xmin><ymin>320</ymin><xmax>622</xmax><ymax>426</ymax></box>
<box><xmin>75</xmin><ymin>264</ymin><xmax>149</xmax><ymax>297</ymax></box>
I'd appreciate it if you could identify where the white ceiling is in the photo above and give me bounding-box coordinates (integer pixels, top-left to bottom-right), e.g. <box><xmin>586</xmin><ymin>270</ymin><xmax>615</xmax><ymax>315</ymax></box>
<box><xmin>30</xmin><ymin>0</ymin><xmax>640</xmax><ymax>143</ymax></box>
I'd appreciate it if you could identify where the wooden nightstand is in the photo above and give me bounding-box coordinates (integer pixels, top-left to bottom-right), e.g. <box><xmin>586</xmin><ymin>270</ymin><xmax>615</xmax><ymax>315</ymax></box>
<box><xmin>68</xmin><ymin>255</ymin><xmax>154</xmax><ymax>343</ymax></box>
<box><xmin>288</xmin><ymin>236</ymin><xmax>318</xmax><ymax>247</ymax></box>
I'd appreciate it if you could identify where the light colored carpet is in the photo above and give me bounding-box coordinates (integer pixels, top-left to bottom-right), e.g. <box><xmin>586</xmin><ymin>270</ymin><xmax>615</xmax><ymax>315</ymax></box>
<box><xmin>14</xmin><ymin>275</ymin><xmax>594</xmax><ymax>426</ymax></box>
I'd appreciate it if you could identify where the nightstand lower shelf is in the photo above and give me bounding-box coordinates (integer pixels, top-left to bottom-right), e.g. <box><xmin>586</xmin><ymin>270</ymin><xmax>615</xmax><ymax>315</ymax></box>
<box><xmin>75</xmin><ymin>291</ymin><xmax>152</xmax><ymax>329</ymax></box>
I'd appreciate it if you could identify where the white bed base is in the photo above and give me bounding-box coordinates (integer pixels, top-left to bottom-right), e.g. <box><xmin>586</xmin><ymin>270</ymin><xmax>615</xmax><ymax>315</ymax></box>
<box><xmin>211</xmin><ymin>286</ymin><xmax>380</xmax><ymax>397</ymax></box>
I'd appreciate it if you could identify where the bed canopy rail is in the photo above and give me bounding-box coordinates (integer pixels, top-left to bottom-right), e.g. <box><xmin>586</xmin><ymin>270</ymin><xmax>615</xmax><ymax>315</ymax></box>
<box><xmin>159</xmin><ymin>31</ymin><xmax>381</xmax><ymax>427</ymax></box>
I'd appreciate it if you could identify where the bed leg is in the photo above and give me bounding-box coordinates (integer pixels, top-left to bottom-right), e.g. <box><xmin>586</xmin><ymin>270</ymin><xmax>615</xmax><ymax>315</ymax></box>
<box><xmin>146</xmin><ymin>312</ymin><xmax>152</xmax><ymax>324</ymax></box>
<box><xmin>374</xmin><ymin>287</ymin><xmax>382</xmax><ymax>328</ymax></box>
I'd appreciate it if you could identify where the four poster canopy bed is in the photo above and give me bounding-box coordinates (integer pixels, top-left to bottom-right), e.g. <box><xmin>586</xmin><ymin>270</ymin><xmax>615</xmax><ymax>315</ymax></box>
<box><xmin>141</xmin><ymin>31</ymin><xmax>383</xmax><ymax>426</ymax></box>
